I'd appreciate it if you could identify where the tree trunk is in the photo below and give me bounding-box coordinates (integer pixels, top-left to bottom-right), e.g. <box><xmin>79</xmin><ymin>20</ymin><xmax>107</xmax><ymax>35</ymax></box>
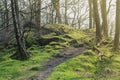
<box><xmin>51</xmin><ymin>6</ymin><xmax>54</xmax><ymax>24</ymax></box>
<box><xmin>4</xmin><ymin>0</ymin><xmax>9</xmax><ymax>46</ymax></box>
<box><xmin>64</xmin><ymin>0</ymin><xmax>68</xmax><ymax>25</ymax></box>
<box><xmin>28</xmin><ymin>0</ymin><xmax>34</xmax><ymax>21</ymax></box>
<box><xmin>100</xmin><ymin>0</ymin><xmax>108</xmax><ymax>39</ymax></box>
<box><xmin>10</xmin><ymin>0</ymin><xmax>30</xmax><ymax>60</ymax></box>
<box><xmin>36</xmin><ymin>0</ymin><xmax>41</xmax><ymax>29</ymax></box>
<box><xmin>51</xmin><ymin>0</ymin><xmax>62</xmax><ymax>23</ymax></box>
<box><xmin>92</xmin><ymin>0</ymin><xmax>102</xmax><ymax>43</ymax></box>
<box><xmin>88</xmin><ymin>0</ymin><xmax>93</xmax><ymax>29</ymax></box>
<box><xmin>114</xmin><ymin>0</ymin><xmax>120</xmax><ymax>50</ymax></box>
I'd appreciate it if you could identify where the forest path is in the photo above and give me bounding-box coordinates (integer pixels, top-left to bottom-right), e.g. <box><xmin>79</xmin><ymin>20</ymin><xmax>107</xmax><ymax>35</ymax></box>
<box><xmin>29</xmin><ymin>43</ymin><xmax>89</xmax><ymax>80</ymax></box>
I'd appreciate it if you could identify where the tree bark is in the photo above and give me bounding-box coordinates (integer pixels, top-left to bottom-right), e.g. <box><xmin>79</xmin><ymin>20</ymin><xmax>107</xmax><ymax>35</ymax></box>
<box><xmin>3</xmin><ymin>0</ymin><xmax>9</xmax><ymax>46</ymax></box>
<box><xmin>100</xmin><ymin>0</ymin><xmax>108</xmax><ymax>39</ymax></box>
<box><xmin>114</xmin><ymin>0</ymin><xmax>120</xmax><ymax>50</ymax></box>
<box><xmin>92</xmin><ymin>0</ymin><xmax>102</xmax><ymax>43</ymax></box>
<box><xmin>64</xmin><ymin>0</ymin><xmax>68</xmax><ymax>25</ymax></box>
<box><xmin>36</xmin><ymin>0</ymin><xmax>41</xmax><ymax>29</ymax></box>
<box><xmin>51</xmin><ymin>0</ymin><xmax>62</xmax><ymax>23</ymax></box>
<box><xmin>88</xmin><ymin>0</ymin><xmax>93</xmax><ymax>29</ymax></box>
<box><xmin>10</xmin><ymin>0</ymin><xmax>30</xmax><ymax>60</ymax></box>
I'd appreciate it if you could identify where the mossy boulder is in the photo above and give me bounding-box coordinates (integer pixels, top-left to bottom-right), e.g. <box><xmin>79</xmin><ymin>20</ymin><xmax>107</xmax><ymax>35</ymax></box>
<box><xmin>38</xmin><ymin>24</ymin><xmax>88</xmax><ymax>46</ymax></box>
<box><xmin>39</xmin><ymin>24</ymin><xmax>74</xmax><ymax>35</ymax></box>
<box><xmin>24</xmin><ymin>24</ymin><xmax>88</xmax><ymax>47</ymax></box>
<box><xmin>24</xmin><ymin>31</ymin><xmax>38</xmax><ymax>47</ymax></box>
<box><xmin>83</xmin><ymin>50</ymin><xmax>95</xmax><ymax>56</ymax></box>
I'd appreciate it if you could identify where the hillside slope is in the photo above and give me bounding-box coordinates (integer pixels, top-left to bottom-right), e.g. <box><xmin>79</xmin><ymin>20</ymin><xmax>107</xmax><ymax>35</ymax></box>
<box><xmin>47</xmin><ymin>34</ymin><xmax>120</xmax><ymax>80</ymax></box>
<box><xmin>0</xmin><ymin>24</ymin><xmax>89</xmax><ymax>80</ymax></box>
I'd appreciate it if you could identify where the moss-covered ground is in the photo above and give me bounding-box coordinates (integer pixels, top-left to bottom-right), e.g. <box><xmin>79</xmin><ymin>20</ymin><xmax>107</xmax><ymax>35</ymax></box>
<box><xmin>0</xmin><ymin>24</ymin><xmax>120</xmax><ymax>80</ymax></box>
<box><xmin>48</xmin><ymin>41</ymin><xmax>120</xmax><ymax>80</ymax></box>
<box><xmin>0</xmin><ymin>24</ymin><xmax>88</xmax><ymax>80</ymax></box>
<box><xmin>0</xmin><ymin>45</ymin><xmax>61</xmax><ymax>80</ymax></box>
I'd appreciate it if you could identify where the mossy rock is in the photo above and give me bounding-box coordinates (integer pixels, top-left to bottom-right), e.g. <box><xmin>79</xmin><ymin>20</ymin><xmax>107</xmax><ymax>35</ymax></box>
<box><xmin>38</xmin><ymin>36</ymin><xmax>66</xmax><ymax>46</ymax></box>
<box><xmin>83</xmin><ymin>50</ymin><xmax>95</xmax><ymax>56</ymax></box>
<box><xmin>24</xmin><ymin>31</ymin><xmax>38</xmax><ymax>47</ymax></box>
<box><xmin>63</xmin><ymin>35</ymin><xmax>72</xmax><ymax>39</ymax></box>
<box><xmin>44</xmin><ymin>24</ymin><xmax>74</xmax><ymax>34</ymax></box>
<box><xmin>37</xmin><ymin>24</ymin><xmax>88</xmax><ymax>46</ymax></box>
<box><xmin>49</xmin><ymin>42</ymin><xmax>69</xmax><ymax>47</ymax></box>
<box><xmin>69</xmin><ymin>39</ymin><xmax>79</xmax><ymax>47</ymax></box>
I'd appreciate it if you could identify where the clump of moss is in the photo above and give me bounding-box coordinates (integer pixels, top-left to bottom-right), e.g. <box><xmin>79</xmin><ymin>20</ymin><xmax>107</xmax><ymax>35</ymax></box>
<box><xmin>0</xmin><ymin>24</ymin><xmax>91</xmax><ymax>80</ymax></box>
<box><xmin>24</xmin><ymin>31</ymin><xmax>37</xmax><ymax>47</ymax></box>
<box><xmin>45</xmin><ymin>24</ymin><xmax>74</xmax><ymax>34</ymax></box>
<box><xmin>83</xmin><ymin>50</ymin><xmax>95</xmax><ymax>56</ymax></box>
<box><xmin>48</xmin><ymin>50</ymin><xmax>97</xmax><ymax>80</ymax></box>
<box><xmin>38</xmin><ymin>24</ymin><xmax>89</xmax><ymax>47</ymax></box>
<box><xmin>48</xmin><ymin>40</ymin><xmax>120</xmax><ymax>80</ymax></box>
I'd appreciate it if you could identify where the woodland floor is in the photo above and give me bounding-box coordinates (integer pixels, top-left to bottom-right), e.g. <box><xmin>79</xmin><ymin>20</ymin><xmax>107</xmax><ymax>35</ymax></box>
<box><xmin>29</xmin><ymin>43</ymin><xmax>89</xmax><ymax>80</ymax></box>
<box><xmin>1</xmin><ymin>24</ymin><xmax>120</xmax><ymax>80</ymax></box>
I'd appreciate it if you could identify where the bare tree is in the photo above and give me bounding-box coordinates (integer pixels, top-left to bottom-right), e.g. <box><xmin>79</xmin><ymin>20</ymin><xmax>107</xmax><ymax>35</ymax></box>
<box><xmin>10</xmin><ymin>0</ymin><xmax>30</xmax><ymax>60</ymax></box>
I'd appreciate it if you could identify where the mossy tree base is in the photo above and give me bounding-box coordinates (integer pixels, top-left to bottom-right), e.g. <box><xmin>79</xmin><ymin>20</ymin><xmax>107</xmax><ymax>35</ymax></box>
<box><xmin>10</xmin><ymin>49</ymin><xmax>31</xmax><ymax>60</ymax></box>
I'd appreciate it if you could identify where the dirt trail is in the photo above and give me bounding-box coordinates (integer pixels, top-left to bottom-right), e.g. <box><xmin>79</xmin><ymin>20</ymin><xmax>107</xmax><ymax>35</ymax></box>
<box><xmin>29</xmin><ymin>43</ymin><xmax>89</xmax><ymax>80</ymax></box>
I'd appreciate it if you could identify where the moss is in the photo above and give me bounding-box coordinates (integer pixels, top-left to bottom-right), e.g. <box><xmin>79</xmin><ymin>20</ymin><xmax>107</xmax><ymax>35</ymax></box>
<box><xmin>0</xmin><ymin>24</ymin><xmax>91</xmax><ymax>80</ymax></box>
<box><xmin>24</xmin><ymin>31</ymin><xmax>37</xmax><ymax>47</ymax></box>
<box><xmin>69</xmin><ymin>39</ymin><xmax>79</xmax><ymax>47</ymax></box>
<box><xmin>48</xmin><ymin>52</ymin><xmax>97</xmax><ymax>80</ymax></box>
<box><xmin>93</xmin><ymin>45</ymin><xmax>120</xmax><ymax>79</ymax></box>
<box><xmin>38</xmin><ymin>24</ymin><xmax>88</xmax><ymax>47</ymax></box>
<box><xmin>0</xmin><ymin>44</ymin><xmax>61</xmax><ymax>80</ymax></box>
<box><xmin>67</xmin><ymin>30</ymin><xmax>87</xmax><ymax>40</ymax></box>
<box><xmin>83</xmin><ymin>50</ymin><xmax>95</xmax><ymax>56</ymax></box>
<box><xmin>41</xmin><ymin>32</ymin><xmax>57</xmax><ymax>38</ymax></box>
<box><xmin>46</xmin><ymin>24</ymin><xmax>74</xmax><ymax>34</ymax></box>
<box><xmin>48</xmin><ymin>41</ymin><xmax>120</xmax><ymax>80</ymax></box>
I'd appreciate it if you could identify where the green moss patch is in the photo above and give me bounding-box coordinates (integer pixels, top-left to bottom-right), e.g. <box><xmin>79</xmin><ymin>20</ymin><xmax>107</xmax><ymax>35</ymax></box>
<box><xmin>48</xmin><ymin>44</ymin><xmax>120</xmax><ymax>80</ymax></box>
<box><xmin>0</xmin><ymin>44</ymin><xmax>61</xmax><ymax>80</ymax></box>
<box><xmin>38</xmin><ymin>24</ymin><xmax>89</xmax><ymax>47</ymax></box>
<box><xmin>48</xmin><ymin>50</ymin><xmax>97</xmax><ymax>80</ymax></box>
<box><xmin>0</xmin><ymin>24</ymin><xmax>89</xmax><ymax>80</ymax></box>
